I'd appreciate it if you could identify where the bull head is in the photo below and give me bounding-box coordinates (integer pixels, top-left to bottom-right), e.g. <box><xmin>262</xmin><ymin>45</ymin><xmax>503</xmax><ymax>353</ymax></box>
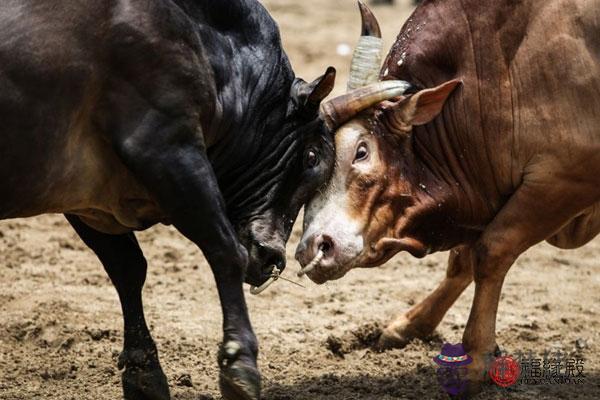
<box><xmin>297</xmin><ymin>1</ymin><xmax>462</xmax><ymax>283</ymax></box>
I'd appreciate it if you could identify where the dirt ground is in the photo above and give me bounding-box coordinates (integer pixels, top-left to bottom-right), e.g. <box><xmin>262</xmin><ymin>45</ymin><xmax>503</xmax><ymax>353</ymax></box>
<box><xmin>1</xmin><ymin>0</ymin><xmax>599</xmax><ymax>399</ymax></box>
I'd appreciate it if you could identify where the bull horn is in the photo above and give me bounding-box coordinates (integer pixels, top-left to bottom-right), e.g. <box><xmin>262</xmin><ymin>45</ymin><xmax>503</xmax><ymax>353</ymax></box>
<box><xmin>320</xmin><ymin>80</ymin><xmax>412</xmax><ymax>130</ymax></box>
<box><xmin>347</xmin><ymin>1</ymin><xmax>384</xmax><ymax>91</ymax></box>
<box><xmin>359</xmin><ymin>0</ymin><xmax>381</xmax><ymax>37</ymax></box>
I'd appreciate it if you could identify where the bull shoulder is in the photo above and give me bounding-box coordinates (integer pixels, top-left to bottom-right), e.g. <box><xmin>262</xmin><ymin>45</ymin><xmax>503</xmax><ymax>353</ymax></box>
<box><xmin>105</xmin><ymin>0</ymin><xmax>217</xmax><ymax>125</ymax></box>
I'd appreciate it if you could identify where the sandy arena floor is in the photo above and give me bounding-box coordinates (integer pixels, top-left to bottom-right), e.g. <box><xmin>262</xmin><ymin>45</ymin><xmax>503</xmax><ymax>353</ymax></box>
<box><xmin>1</xmin><ymin>1</ymin><xmax>599</xmax><ymax>399</ymax></box>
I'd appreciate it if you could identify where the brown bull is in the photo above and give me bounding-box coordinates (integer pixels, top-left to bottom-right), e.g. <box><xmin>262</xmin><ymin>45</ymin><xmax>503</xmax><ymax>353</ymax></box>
<box><xmin>296</xmin><ymin>0</ymin><xmax>600</xmax><ymax>393</ymax></box>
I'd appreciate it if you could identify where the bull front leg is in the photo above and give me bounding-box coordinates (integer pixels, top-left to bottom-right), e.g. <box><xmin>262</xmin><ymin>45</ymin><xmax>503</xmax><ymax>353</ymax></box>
<box><xmin>117</xmin><ymin>132</ymin><xmax>259</xmax><ymax>400</ymax></box>
<box><xmin>102</xmin><ymin>22</ymin><xmax>264</xmax><ymax>395</ymax></box>
<box><xmin>461</xmin><ymin>178</ymin><xmax>597</xmax><ymax>396</ymax></box>
<box><xmin>103</xmin><ymin>88</ymin><xmax>260</xmax><ymax>400</ymax></box>
<box><xmin>66</xmin><ymin>215</ymin><xmax>170</xmax><ymax>400</ymax></box>
<box><xmin>101</xmin><ymin>20</ymin><xmax>263</xmax><ymax>393</ymax></box>
<box><xmin>377</xmin><ymin>246</ymin><xmax>474</xmax><ymax>350</ymax></box>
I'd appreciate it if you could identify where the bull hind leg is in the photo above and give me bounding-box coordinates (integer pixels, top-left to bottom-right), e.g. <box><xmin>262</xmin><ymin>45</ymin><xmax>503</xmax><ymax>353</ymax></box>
<box><xmin>66</xmin><ymin>215</ymin><xmax>170</xmax><ymax>400</ymax></box>
<box><xmin>377</xmin><ymin>246</ymin><xmax>474</xmax><ymax>350</ymax></box>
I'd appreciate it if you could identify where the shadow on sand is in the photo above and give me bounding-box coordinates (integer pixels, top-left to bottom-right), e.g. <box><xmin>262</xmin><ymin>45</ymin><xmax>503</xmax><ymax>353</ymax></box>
<box><xmin>262</xmin><ymin>368</ymin><xmax>600</xmax><ymax>400</ymax></box>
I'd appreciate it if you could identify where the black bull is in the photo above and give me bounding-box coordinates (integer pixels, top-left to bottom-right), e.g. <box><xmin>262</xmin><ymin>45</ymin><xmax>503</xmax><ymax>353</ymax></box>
<box><xmin>0</xmin><ymin>0</ymin><xmax>338</xmax><ymax>399</ymax></box>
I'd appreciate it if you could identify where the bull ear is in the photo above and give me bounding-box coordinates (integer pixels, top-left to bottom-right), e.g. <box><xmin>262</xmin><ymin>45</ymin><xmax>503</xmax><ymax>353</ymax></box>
<box><xmin>294</xmin><ymin>67</ymin><xmax>337</xmax><ymax>116</ymax></box>
<box><xmin>392</xmin><ymin>79</ymin><xmax>461</xmax><ymax>126</ymax></box>
<box><xmin>306</xmin><ymin>67</ymin><xmax>337</xmax><ymax>108</ymax></box>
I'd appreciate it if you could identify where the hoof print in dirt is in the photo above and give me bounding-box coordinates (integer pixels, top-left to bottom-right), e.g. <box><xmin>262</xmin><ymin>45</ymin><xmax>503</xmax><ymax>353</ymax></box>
<box><xmin>325</xmin><ymin>322</ymin><xmax>383</xmax><ymax>357</ymax></box>
<box><xmin>175</xmin><ymin>373</ymin><xmax>194</xmax><ymax>387</ymax></box>
<box><xmin>218</xmin><ymin>341</ymin><xmax>261</xmax><ymax>400</ymax></box>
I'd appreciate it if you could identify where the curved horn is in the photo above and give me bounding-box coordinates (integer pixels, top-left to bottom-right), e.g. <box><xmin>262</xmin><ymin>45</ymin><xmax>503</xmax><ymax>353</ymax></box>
<box><xmin>347</xmin><ymin>1</ymin><xmax>384</xmax><ymax>91</ymax></box>
<box><xmin>359</xmin><ymin>0</ymin><xmax>381</xmax><ymax>37</ymax></box>
<box><xmin>321</xmin><ymin>80</ymin><xmax>412</xmax><ymax>130</ymax></box>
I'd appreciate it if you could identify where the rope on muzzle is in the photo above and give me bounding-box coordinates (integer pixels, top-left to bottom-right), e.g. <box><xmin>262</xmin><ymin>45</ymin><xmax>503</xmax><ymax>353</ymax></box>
<box><xmin>296</xmin><ymin>248</ymin><xmax>325</xmax><ymax>278</ymax></box>
<box><xmin>249</xmin><ymin>265</ymin><xmax>305</xmax><ymax>296</ymax></box>
<box><xmin>249</xmin><ymin>244</ymin><xmax>327</xmax><ymax>294</ymax></box>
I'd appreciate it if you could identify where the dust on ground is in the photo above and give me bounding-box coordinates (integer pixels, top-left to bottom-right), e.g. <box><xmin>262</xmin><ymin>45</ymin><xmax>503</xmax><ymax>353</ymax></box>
<box><xmin>1</xmin><ymin>1</ymin><xmax>599</xmax><ymax>399</ymax></box>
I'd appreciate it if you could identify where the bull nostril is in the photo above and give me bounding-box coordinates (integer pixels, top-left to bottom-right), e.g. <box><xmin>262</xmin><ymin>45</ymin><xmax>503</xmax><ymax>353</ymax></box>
<box><xmin>317</xmin><ymin>234</ymin><xmax>334</xmax><ymax>257</ymax></box>
<box><xmin>252</xmin><ymin>240</ymin><xmax>285</xmax><ymax>270</ymax></box>
<box><xmin>263</xmin><ymin>254</ymin><xmax>285</xmax><ymax>274</ymax></box>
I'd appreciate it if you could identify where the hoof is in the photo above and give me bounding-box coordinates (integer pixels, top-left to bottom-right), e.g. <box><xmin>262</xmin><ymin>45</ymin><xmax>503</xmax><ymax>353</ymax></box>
<box><xmin>446</xmin><ymin>377</ymin><xmax>483</xmax><ymax>399</ymax></box>
<box><xmin>122</xmin><ymin>366</ymin><xmax>171</xmax><ymax>400</ymax></box>
<box><xmin>459</xmin><ymin>353</ymin><xmax>488</xmax><ymax>399</ymax></box>
<box><xmin>218</xmin><ymin>341</ymin><xmax>261</xmax><ymax>400</ymax></box>
<box><xmin>375</xmin><ymin>316</ymin><xmax>416</xmax><ymax>351</ymax></box>
<box><xmin>464</xmin><ymin>379</ymin><xmax>484</xmax><ymax>398</ymax></box>
<box><xmin>118</xmin><ymin>348</ymin><xmax>170</xmax><ymax>400</ymax></box>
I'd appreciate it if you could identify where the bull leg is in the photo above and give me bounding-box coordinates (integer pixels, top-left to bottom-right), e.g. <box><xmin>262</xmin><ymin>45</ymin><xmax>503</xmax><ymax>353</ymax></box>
<box><xmin>461</xmin><ymin>181</ymin><xmax>596</xmax><ymax>395</ymax></box>
<box><xmin>99</xmin><ymin>35</ymin><xmax>262</xmax><ymax>394</ymax></box>
<box><xmin>124</xmin><ymin>152</ymin><xmax>258</xmax><ymax>400</ymax></box>
<box><xmin>117</xmin><ymin>150</ymin><xmax>258</xmax><ymax>400</ymax></box>
<box><xmin>106</xmin><ymin>110</ymin><xmax>259</xmax><ymax>399</ymax></box>
<box><xmin>377</xmin><ymin>246</ymin><xmax>474</xmax><ymax>349</ymax></box>
<box><xmin>65</xmin><ymin>214</ymin><xmax>169</xmax><ymax>400</ymax></box>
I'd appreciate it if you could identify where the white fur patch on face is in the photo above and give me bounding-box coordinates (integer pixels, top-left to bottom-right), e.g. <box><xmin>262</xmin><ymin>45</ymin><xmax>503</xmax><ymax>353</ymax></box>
<box><xmin>300</xmin><ymin>121</ymin><xmax>369</xmax><ymax>276</ymax></box>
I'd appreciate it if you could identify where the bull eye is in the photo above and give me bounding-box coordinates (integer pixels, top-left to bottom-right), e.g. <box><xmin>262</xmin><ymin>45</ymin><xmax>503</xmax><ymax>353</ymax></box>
<box><xmin>353</xmin><ymin>143</ymin><xmax>369</xmax><ymax>163</ymax></box>
<box><xmin>305</xmin><ymin>149</ymin><xmax>319</xmax><ymax>169</ymax></box>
